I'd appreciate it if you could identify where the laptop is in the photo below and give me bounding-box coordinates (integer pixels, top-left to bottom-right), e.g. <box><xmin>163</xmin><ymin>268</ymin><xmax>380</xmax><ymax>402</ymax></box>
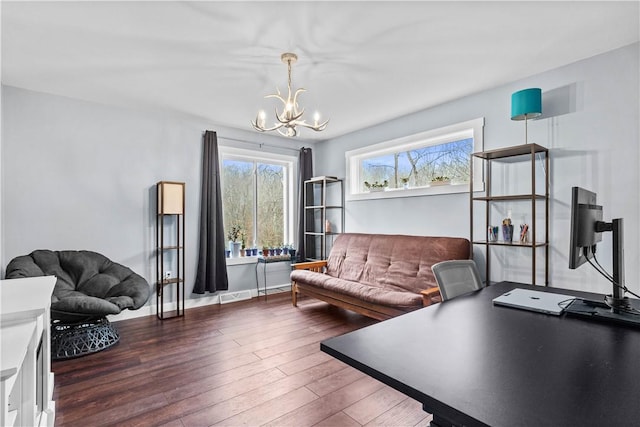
<box><xmin>492</xmin><ymin>288</ymin><xmax>575</xmax><ymax>316</ymax></box>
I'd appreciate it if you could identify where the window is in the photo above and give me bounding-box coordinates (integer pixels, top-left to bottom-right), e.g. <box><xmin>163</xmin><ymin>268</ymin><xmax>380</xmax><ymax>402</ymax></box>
<box><xmin>219</xmin><ymin>146</ymin><xmax>296</xmax><ymax>250</ymax></box>
<box><xmin>346</xmin><ymin>118</ymin><xmax>484</xmax><ymax>200</ymax></box>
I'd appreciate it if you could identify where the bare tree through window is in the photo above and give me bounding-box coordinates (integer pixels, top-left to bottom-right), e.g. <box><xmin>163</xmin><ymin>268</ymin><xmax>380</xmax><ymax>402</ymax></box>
<box><xmin>222</xmin><ymin>159</ymin><xmax>285</xmax><ymax>248</ymax></box>
<box><xmin>361</xmin><ymin>138</ymin><xmax>473</xmax><ymax>190</ymax></box>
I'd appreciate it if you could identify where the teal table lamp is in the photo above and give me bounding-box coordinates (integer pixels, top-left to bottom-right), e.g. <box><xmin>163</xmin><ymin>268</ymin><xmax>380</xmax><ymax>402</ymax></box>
<box><xmin>511</xmin><ymin>88</ymin><xmax>542</xmax><ymax>144</ymax></box>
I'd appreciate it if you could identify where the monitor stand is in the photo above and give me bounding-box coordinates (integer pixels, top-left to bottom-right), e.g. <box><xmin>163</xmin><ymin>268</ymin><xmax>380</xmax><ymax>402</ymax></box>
<box><xmin>564</xmin><ymin>297</ymin><xmax>640</xmax><ymax>328</ymax></box>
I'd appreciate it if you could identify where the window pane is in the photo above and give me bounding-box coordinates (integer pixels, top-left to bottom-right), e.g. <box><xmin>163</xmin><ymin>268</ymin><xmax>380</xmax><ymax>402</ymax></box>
<box><xmin>222</xmin><ymin>159</ymin><xmax>254</xmax><ymax>246</ymax></box>
<box><xmin>257</xmin><ymin>163</ymin><xmax>284</xmax><ymax>247</ymax></box>
<box><xmin>361</xmin><ymin>138</ymin><xmax>473</xmax><ymax>190</ymax></box>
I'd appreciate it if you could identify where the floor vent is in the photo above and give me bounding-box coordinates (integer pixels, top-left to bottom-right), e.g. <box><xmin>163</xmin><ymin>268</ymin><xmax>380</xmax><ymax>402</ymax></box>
<box><xmin>219</xmin><ymin>290</ymin><xmax>253</xmax><ymax>304</ymax></box>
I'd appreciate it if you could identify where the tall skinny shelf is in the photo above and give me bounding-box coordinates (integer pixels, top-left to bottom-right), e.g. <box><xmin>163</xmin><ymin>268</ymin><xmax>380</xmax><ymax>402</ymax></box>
<box><xmin>470</xmin><ymin>144</ymin><xmax>549</xmax><ymax>285</ymax></box>
<box><xmin>303</xmin><ymin>176</ymin><xmax>344</xmax><ymax>261</ymax></box>
<box><xmin>156</xmin><ymin>181</ymin><xmax>185</xmax><ymax>319</ymax></box>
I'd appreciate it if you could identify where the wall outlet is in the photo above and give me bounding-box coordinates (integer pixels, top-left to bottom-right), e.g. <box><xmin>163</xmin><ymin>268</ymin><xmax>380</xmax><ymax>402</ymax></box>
<box><xmin>165</xmin><ymin>271</ymin><xmax>172</xmax><ymax>279</ymax></box>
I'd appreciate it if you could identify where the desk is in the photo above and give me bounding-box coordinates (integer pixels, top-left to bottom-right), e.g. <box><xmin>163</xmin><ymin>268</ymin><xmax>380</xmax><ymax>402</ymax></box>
<box><xmin>321</xmin><ymin>282</ymin><xmax>640</xmax><ymax>426</ymax></box>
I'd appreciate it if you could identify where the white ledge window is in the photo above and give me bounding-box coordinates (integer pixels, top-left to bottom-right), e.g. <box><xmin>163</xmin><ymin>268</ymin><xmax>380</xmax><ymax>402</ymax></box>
<box><xmin>346</xmin><ymin>118</ymin><xmax>484</xmax><ymax>201</ymax></box>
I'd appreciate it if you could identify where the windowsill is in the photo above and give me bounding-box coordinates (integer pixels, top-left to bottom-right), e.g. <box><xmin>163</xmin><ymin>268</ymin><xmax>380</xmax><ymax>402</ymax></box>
<box><xmin>347</xmin><ymin>182</ymin><xmax>471</xmax><ymax>201</ymax></box>
<box><xmin>226</xmin><ymin>256</ymin><xmax>258</xmax><ymax>266</ymax></box>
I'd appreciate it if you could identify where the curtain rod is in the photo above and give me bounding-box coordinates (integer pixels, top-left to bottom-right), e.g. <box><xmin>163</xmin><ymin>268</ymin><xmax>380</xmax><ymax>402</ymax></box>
<box><xmin>218</xmin><ymin>136</ymin><xmax>304</xmax><ymax>153</ymax></box>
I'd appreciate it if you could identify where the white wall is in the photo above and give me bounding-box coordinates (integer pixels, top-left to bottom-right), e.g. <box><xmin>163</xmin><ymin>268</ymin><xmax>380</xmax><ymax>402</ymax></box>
<box><xmin>316</xmin><ymin>43</ymin><xmax>640</xmax><ymax>295</ymax></box>
<box><xmin>0</xmin><ymin>86</ymin><xmax>307</xmax><ymax>305</ymax></box>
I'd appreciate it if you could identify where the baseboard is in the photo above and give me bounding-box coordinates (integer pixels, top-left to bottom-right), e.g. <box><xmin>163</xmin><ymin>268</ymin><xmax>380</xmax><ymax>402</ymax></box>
<box><xmin>110</xmin><ymin>283</ymin><xmax>292</xmax><ymax>321</ymax></box>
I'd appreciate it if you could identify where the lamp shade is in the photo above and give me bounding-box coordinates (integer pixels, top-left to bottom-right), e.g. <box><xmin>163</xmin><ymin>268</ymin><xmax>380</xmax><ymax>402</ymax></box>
<box><xmin>511</xmin><ymin>88</ymin><xmax>542</xmax><ymax>121</ymax></box>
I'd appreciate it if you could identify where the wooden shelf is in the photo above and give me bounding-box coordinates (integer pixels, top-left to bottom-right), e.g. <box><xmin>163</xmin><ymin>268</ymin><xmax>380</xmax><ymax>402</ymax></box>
<box><xmin>473</xmin><ymin>194</ymin><xmax>547</xmax><ymax>202</ymax></box>
<box><xmin>472</xmin><ymin>240</ymin><xmax>549</xmax><ymax>248</ymax></box>
<box><xmin>472</xmin><ymin>143</ymin><xmax>548</xmax><ymax>160</ymax></box>
<box><xmin>158</xmin><ymin>278</ymin><xmax>184</xmax><ymax>286</ymax></box>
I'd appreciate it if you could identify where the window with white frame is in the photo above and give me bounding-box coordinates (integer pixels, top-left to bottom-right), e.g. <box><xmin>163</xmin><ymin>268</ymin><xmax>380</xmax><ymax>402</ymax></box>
<box><xmin>219</xmin><ymin>146</ymin><xmax>296</xmax><ymax>250</ymax></box>
<box><xmin>346</xmin><ymin>118</ymin><xmax>484</xmax><ymax>200</ymax></box>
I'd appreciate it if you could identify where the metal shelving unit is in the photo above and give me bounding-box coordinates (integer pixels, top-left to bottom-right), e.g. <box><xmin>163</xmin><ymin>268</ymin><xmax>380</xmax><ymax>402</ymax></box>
<box><xmin>303</xmin><ymin>176</ymin><xmax>344</xmax><ymax>261</ymax></box>
<box><xmin>470</xmin><ymin>144</ymin><xmax>549</xmax><ymax>285</ymax></box>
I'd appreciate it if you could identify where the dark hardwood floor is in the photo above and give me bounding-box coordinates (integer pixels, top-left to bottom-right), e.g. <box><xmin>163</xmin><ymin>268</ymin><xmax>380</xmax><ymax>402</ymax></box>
<box><xmin>52</xmin><ymin>293</ymin><xmax>433</xmax><ymax>427</ymax></box>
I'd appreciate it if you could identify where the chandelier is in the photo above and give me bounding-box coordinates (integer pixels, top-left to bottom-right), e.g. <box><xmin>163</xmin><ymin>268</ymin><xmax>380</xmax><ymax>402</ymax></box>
<box><xmin>251</xmin><ymin>53</ymin><xmax>329</xmax><ymax>137</ymax></box>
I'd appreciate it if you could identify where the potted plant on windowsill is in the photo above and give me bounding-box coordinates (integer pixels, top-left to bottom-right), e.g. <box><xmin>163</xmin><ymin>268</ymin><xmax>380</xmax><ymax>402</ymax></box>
<box><xmin>228</xmin><ymin>225</ymin><xmax>242</xmax><ymax>258</ymax></box>
<box><xmin>430</xmin><ymin>176</ymin><xmax>451</xmax><ymax>186</ymax></box>
<box><xmin>364</xmin><ymin>180</ymin><xmax>388</xmax><ymax>192</ymax></box>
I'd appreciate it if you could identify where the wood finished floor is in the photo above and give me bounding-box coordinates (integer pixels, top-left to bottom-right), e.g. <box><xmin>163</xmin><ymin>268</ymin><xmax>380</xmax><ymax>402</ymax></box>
<box><xmin>52</xmin><ymin>293</ymin><xmax>433</xmax><ymax>427</ymax></box>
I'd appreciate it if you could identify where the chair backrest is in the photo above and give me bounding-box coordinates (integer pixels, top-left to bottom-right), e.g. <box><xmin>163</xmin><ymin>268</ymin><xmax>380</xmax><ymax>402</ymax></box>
<box><xmin>431</xmin><ymin>259</ymin><xmax>484</xmax><ymax>301</ymax></box>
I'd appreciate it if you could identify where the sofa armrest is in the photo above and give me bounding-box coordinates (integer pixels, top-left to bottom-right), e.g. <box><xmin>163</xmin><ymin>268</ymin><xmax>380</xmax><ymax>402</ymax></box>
<box><xmin>291</xmin><ymin>260</ymin><xmax>328</xmax><ymax>273</ymax></box>
<box><xmin>420</xmin><ymin>287</ymin><xmax>442</xmax><ymax>306</ymax></box>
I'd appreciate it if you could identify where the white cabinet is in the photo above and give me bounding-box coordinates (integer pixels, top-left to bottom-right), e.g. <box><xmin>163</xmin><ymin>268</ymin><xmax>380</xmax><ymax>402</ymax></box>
<box><xmin>1</xmin><ymin>276</ymin><xmax>56</xmax><ymax>427</ymax></box>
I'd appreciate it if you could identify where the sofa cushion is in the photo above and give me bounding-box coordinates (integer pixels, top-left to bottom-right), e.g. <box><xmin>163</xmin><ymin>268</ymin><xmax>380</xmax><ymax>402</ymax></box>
<box><xmin>325</xmin><ymin>233</ymin><xmax>470</xmax><ymax>294</ymax></box>
<box><xmin>291</xmin><ymin>269</ymin><xmax>423</xmax><ymax>309</ymax></box>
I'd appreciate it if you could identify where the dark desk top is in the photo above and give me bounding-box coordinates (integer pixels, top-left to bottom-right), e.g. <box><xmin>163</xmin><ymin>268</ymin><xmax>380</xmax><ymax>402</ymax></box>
<box><xmin>321</xmin><ymin>282</ymin><xmax>640</xmax><ymax>426</ymax></box>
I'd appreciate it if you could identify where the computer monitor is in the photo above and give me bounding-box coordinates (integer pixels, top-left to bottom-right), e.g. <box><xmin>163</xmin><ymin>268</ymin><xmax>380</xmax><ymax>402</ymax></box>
<box><xmin>568</xmin><ymin>186</ymin><xmax>634</xmax><ymax>314</ymax></box>
<box><xmin>569</xmin><ymin>187</ymin><xmax>603</xmax><ymax>269</ymax></box>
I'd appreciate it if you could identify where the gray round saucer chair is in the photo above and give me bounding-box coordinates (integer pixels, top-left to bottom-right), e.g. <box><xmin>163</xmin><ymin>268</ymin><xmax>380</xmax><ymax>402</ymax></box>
<box><xmin>5</xmin><ymin>249</ymin><xmax>151</xmax><ymax>360</ymax></box>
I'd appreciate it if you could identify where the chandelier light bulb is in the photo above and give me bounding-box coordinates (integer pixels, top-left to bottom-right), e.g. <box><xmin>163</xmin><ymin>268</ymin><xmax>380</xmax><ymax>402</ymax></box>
<box><xmin>250</xmin><ymin>52</ymin><xmax>329</xmax><ymax>137</ymax></box>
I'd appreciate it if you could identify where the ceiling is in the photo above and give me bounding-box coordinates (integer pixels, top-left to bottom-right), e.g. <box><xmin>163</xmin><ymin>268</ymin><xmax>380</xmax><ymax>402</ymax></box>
<box><xmin>2</xmin><ymin>1</ymin><xmax>639</xmax><ymax>141</ymax></box>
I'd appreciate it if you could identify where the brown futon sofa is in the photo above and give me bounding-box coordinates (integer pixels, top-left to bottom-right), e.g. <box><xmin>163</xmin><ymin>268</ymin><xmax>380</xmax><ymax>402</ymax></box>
<box><xmin>290</xmin><ymin>233</ymin><xmax>470</xmax><ymax>320</ymax></box>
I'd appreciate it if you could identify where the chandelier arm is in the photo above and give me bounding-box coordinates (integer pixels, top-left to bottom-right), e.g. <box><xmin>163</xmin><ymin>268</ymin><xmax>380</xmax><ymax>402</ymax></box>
<box><xmin>276</xmin><ymin>109</ymin><xmax>304</xmax><ymax>124</ymax></box>
<box><xmin>295</xmin><ymin>119</ymin><xmax>330</xmax><ymax>132</ymax></box>
<box><xmin>291</xmin><ymin>88</ymin><xmax>306</xmax><ymax>112</ymax></box>
<box><xmin>277</xmin><ymin>127</ymin><xmax>297</xmax><ymax>138</ymax></box>
<box><xmin>265</xmin><ymin>93</ymin><xmax>287</xmax><ymax>105</ymax></box>
<box><xmin>251</xmin><ymin>119</ymin><xmax>285</xmax><ymax>132</ymax></box>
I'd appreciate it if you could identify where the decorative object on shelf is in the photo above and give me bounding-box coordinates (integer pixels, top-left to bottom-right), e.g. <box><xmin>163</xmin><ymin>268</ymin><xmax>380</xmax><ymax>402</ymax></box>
<box><xmin>430</xmin><ymin>176</ymin><xmax>451</xmax><ymax>186</ymax></box>
<box><xmin>511</xmin><ymin>88</ymin><xmax>542</xmax><ymax>144</ymax></box>
<box><xmin>401</xmin><ymin>177</ymin><xmax>410</xmax><ymax>189</ymax></box>
<box><xmin>502</xmin><ymin>218</ymin><xmax>514</xmax><ymax>242</ymax></box>
<box><xmin>251</xmin><ymin>52</ymin><xmax>329</xmax><ymax>137</ymax></box>
<box><xmin>364</xmin><ymin>180</ymin><xmax>388</xmax><ymax>192</ymax></box>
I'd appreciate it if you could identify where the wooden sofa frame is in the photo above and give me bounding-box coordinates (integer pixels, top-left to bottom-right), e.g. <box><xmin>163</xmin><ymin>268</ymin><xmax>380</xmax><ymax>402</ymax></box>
<box><xmin>291</xmin><ymin>260</ymin><xmax>441</xmax><ymax>321</ymax></box>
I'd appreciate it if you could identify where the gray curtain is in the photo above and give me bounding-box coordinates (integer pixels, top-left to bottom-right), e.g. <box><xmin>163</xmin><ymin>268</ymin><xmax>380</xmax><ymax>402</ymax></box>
<box><xmin>297</xmin><ymin>147</ymin><xmax>313</xmax><ymax>261</ymax></box>
<box><xmin>194</xmin><ymin>131</ymin><xmax>229</xmax><ymax>294</ymax></box>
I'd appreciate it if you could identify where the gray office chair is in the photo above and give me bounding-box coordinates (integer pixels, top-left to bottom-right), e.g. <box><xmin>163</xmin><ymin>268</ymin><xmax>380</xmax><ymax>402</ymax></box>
<box><xmin>431</xmin><ymin>259</ymin><xmax>484</xmax><ymax>301</ymax></box>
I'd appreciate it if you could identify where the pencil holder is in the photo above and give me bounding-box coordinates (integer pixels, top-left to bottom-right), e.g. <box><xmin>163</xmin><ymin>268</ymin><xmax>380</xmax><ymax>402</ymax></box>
<box><xmin>502</xmin><ymin>225</ymin><xmax>514</xmax><ymax>242</ymax></box>
<box><xmin>488</xmin><ymin>226</ymin><xmax>499</xmax><ymax>242</ymax></box>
